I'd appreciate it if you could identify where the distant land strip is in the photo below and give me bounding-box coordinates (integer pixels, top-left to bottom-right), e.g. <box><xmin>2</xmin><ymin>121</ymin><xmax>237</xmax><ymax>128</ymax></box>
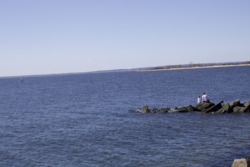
<box><xmin>135</xmin><ymin>61</ymin><xmax>250</xmax><ymax>72</ymax></box>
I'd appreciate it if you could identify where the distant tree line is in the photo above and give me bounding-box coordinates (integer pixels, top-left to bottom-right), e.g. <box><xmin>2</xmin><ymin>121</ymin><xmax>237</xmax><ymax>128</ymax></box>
<box><xmin>151</xmin><ymin>61</ymin><xmax>250</xmax><ymax>70</ymax></box>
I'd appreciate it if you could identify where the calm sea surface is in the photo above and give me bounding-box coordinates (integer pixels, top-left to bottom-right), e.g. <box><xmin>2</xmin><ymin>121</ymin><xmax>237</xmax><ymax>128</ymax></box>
<box><xmin>0</xmin><ymin>66</ymin><xmax>250</xmax><ymax>167</ymax></box>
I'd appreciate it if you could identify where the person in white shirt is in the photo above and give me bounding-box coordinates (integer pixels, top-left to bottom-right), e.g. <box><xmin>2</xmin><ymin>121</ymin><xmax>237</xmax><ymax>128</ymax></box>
<box><xmin>197</xmin><ymin>96</ymin><xmax>202</xmax><ymax>104</ymax></box>
<box><xmin>202</xmin><ymin>92</ymin><xmax>207</xmax><ymax>102</ymax></box>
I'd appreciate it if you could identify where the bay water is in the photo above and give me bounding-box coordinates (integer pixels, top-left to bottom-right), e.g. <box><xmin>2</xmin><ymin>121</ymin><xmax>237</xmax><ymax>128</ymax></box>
<box><xmin>0</xmin><ymin>66</ymin><xmax>250</xmax><ymax>167</ymax></box>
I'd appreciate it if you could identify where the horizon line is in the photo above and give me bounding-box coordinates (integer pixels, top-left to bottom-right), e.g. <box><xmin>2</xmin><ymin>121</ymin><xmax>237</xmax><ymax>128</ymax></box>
<box><xmin>1</xmin><ymin>60</ymin><xmax>249</xmax><ymax>78</ymax></box>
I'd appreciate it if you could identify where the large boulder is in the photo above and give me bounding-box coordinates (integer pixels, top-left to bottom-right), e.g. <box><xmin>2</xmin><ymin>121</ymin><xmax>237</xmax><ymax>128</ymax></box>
<box><xmin>196</xmin><ymin>102</ymin><xmax>215</xmax><ymax>111</ymax></box>
<box><xmin>159</xmin><ymin>108</ymin><xmax>170</xmax><ymax>113</ymax></box>
<box><xmin>203</xmin><ymin>101</ymin><xmax>223</xmax><ymax>113</ymax></box>
<box><xmin>150</xmin><ymin>108</ymin><xmax>158</xmax><ymax>113</ymax></box>
<box><xmin>216</xmin><ymin>103</ymin><xmax>231</xmax><ymax>113</ymax></box>
<box><xmin>177</xmin><ymin>105</ymin><xmax>199</xmax><ymax>112</ymax></box>
<box><xmin>229</xmin><ymin>99</ymin><xmax>241</xmax><ymax>108</ymax></box>
<box><xmin>231</xmin><ymin>158</ymin><xmax>248</xmax><ymax>167</ymax></box>
<box><xmin>232</xmin><ymin>101</ymin><xmax>250</xmax><ymax>113</ymax></box>
<box><xmin>177</xmin><ymin>106</ymin><xmax>189</xmax><ymax>113</ymax></box>
<box><xmin>233</xmin><ymin>106</ymin><xmax>246</xmax><ymax>113</ymax></box>
<box><xmin>141</xmin><ymin>105</ymin><xmax>150</xmax><ymax>113</ymax></box>
<box><xmin>243</xmin><ymin>101</ymin><xmax>250</xmax><ymax>112</ymax></box>
<box><xmin>233</xmin><ymin>107</ymin><xmax>250</xmax><ymax>114</ymax></box>
<box><xmin>244</xmin><ymin>101</ymin><xmax>250</xmax><ymax>107</ymax></box>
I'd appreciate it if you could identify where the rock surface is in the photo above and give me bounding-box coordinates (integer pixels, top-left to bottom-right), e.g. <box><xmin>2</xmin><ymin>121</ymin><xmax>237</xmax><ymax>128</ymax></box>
<box><xmin>177</xmin><ymin>105</ymin><xmax>199</xmax><ymax>113</ymax></box>
<box><xmin>136</xmin><ymin>99</ymin><xmax>250</xmax><ymax>114</ymax></box>
<box><xmin>202</xmin><ymin>101</ymin><xmax>224</xmax><ymax>113</ymax></box>
<box><xmin>141</xmin><ymin>105</ymin><xmax>150</xmax><ymax>113</ymax></box>
<box><xmin>216</xmin><ymin>103</ymin><xmax>231</xmax><ymax>113</ymax></box>
<box><xmin>231</xmin><ymin>158</ymin><xmax>250</xmax><ymax>167</ymax></box>
<box><xmin>159</xmin><ymin>108</ymin><xmax>170</xmax><ymax>113</ymax></box>
<box><xmin>229</xmin><ymin>99</ymin><xmax>241</xmax><ymax>108</ymax></box>
<box><xmin>195</xmin><ymin>102</ymin><xmax>214</xmax><ymax>111</ymax></box>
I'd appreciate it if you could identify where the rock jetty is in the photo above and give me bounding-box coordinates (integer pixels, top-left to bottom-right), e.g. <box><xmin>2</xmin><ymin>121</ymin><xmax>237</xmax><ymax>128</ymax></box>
<box><xmin>136</xmin><ymin>99</ymin><xmax>250</xmax><ymax>114</ymax></box>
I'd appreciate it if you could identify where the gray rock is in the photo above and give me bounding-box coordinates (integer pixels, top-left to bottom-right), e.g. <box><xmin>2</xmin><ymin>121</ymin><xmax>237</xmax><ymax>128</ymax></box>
<box><xmin>243</xmin><ymin>101</ymin><xmax>250</xmax><ymax>112</ymax></box>
<box><xmin>244</xmin><ymin>101</ymin><xmax>250</xmax><ymax>107</ymax></box>
<box><xmin>196</xmin><ymin>102</ymin><xmax>215</xmax><ymax>111</ymax></box>
<box><xmin>141</xmin><ymin>105</ymin><xmax>150</xmax><ymax>113</ymax></box>
<box><xmin>174</xmin><ymin>107</ymin><xmax>178</xmax><ymax>110</ymax></box>
<box><xmin>203</xmin><ymin>101</ymin><xmax>223</xmax><ymax>113</ymax></box>
<box><xmin>231</xmin><ymin>158</ymin><xmax>248</xmax><ymax>167</ymax></box>
<box><xmin>177</xmin><ymin>105</ymin><xmax>198</xmax><ymax>112</ymax></box>
<box><xmin>231</xmin><ymin>101</ymin><xmax>250</xmax><ymax>113</ymax></box>
<box><xmin>150</xmin><ymin>108</ymin><xmax>158</xmax><ymax>113</ymax></box>
<box><xmin>229</xmin><ymin>99</ymin><xmax>241</xmax><ymax>108</ymax></box>
<box><xmin>233</xmin><ymin>106</ymin><xmax>249</xmax><ymax>113</ymax></box>
<box><xmin>177</xmin><ymin>106</ymin><xmax>189</xmax><ymax>113</ymax></box>
<box><xmin>159</xmin><ymin>108</ymin><xmax>170</xmax><ymax>113</ymax></box>
<box><xmin>216</xmin><ymin>103</ymin><xmax>231</xmax><ymax>113</ymax></box>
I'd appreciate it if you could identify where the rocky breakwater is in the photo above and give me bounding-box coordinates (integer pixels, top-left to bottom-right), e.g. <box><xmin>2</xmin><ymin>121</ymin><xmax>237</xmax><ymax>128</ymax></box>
<box><xmin>137</xmin><ymin>99</ymin><xmax>250</xmax><ymax>114</ymax></box>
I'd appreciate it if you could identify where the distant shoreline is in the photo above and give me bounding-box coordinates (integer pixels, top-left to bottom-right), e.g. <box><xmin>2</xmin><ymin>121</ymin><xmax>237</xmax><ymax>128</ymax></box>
<box><xmin>1</xmin><ymin>61</ymin><xmax>249</xmax><ymax>78</ymax></box>
<box><xmin>135</xmin><ymin>62</ymin><xmax>250</xmax><ymax>72</ymax></box>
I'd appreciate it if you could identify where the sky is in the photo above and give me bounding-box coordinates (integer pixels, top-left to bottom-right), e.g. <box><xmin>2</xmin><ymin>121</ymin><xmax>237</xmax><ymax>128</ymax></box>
<box><xmin>0</xmin><ymin>0</ymin><xmax>250</xmax><ymax>77</ymax></box>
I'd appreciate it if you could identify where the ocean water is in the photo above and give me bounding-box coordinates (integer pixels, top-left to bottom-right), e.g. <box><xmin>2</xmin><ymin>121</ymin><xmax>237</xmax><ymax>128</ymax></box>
<box><xmin>0</xmin><ymin>66</ymin><xmax>250</xmax><ymax>167</ymax></box>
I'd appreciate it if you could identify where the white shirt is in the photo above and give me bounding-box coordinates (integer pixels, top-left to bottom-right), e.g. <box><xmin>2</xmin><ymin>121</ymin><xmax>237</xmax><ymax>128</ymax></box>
<box><xmin>202</xmin><ymin>94</ymin><xmax>207</xmax><ymax>102</ymax></box>
<box><xmin>197</xmin><ymin>97</ymin><xmax>202</xmax><ymax>104</ymax></box>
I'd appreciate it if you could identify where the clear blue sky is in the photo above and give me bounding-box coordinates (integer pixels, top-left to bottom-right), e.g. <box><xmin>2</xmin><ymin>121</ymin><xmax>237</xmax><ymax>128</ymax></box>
<box><xmin>0</xmin><ymin>0</ymin><xmax>249</xmax><ymax>77</ymax></box>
